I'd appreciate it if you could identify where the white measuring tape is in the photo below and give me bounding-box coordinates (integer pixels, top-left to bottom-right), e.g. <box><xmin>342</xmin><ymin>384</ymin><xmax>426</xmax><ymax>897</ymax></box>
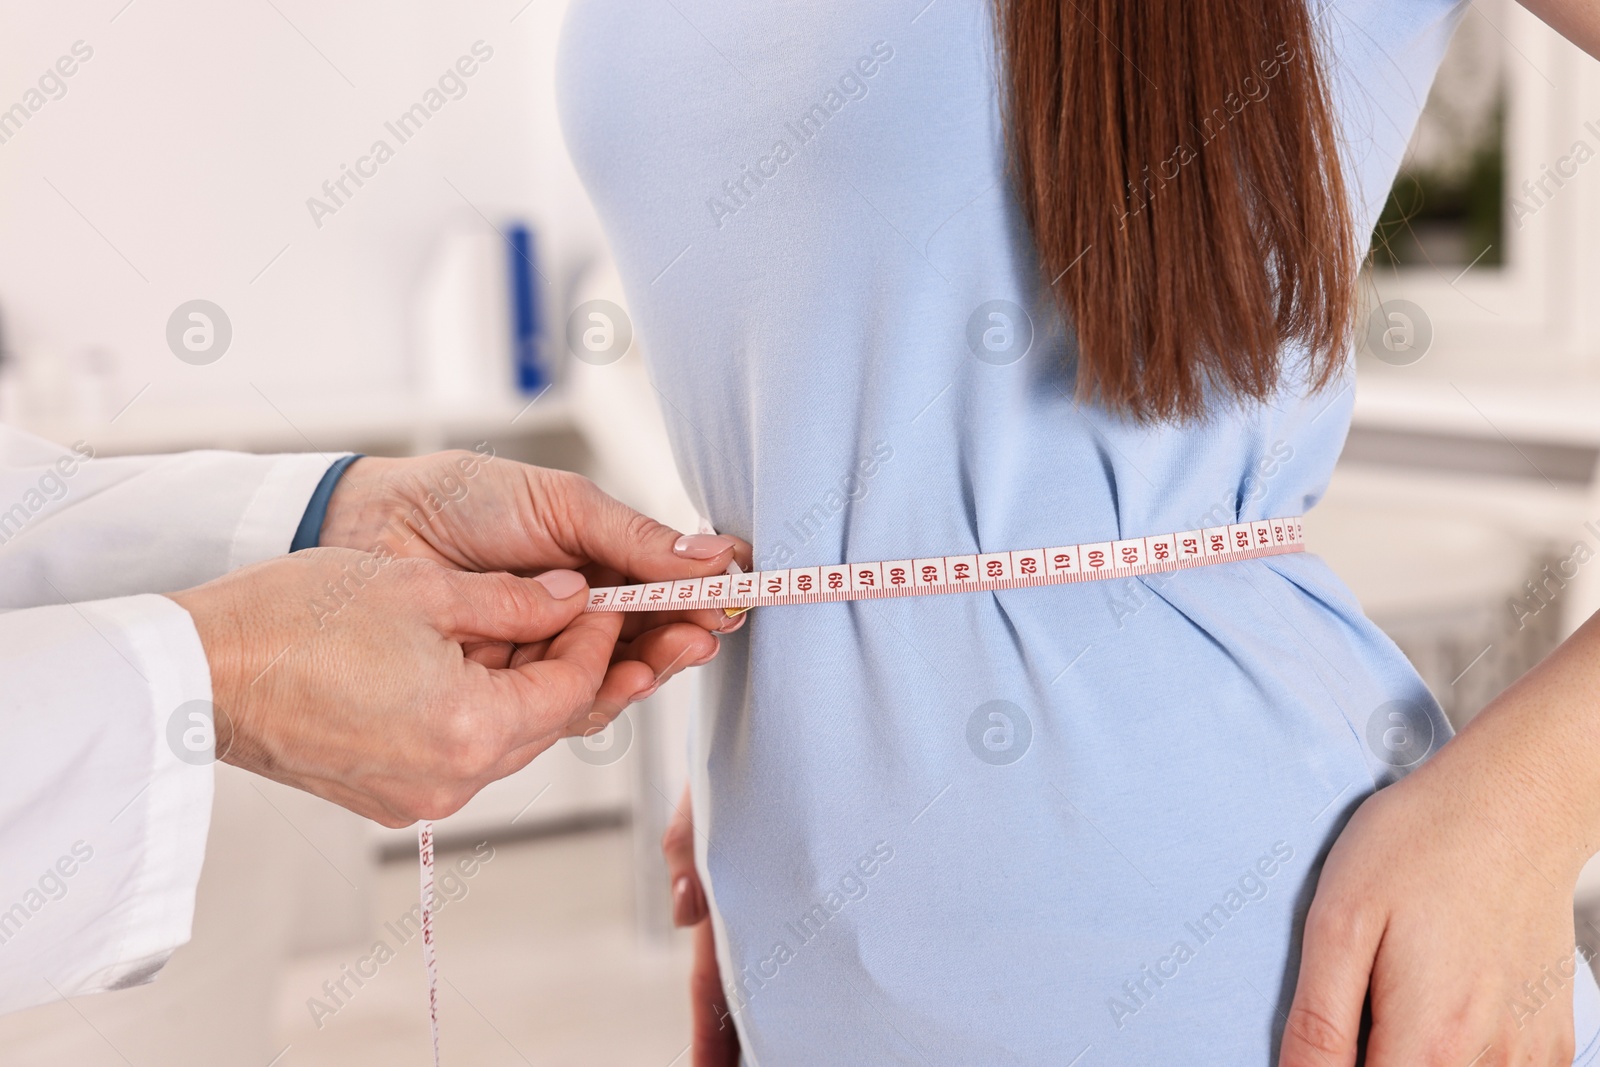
<box><xmin>584</xmin><ymin>516</ymin><xmax>1306</xmax><ymax>613</ymax></box>
<box><xmin>417</xmin><ymin>823</ymin><xmax>442</xmax><ymax>1067</ymax></box>
<box><xmin>412</xmin><ymin>514</ymin><xmax>1303</xmax><ymax>1064</ymax></box>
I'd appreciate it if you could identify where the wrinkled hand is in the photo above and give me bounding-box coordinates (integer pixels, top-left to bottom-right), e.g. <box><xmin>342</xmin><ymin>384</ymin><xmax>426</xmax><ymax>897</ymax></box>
<box><xmin>318</xmin><ymin>450</ymin><xmax>750</xmax><ymax>693</ymax></box>
<box><xmin>664</xmin><ymin>785</ymin><xmax>740</xmax><ymax>1067</ymax></box>
<box><xmin>1283</xmin><ymin>742</ymin><xmax>1584</xmax><ymax>1066</ymax></box>
<box><xmin>169</xmin><ymin>549</ymin><xmax>631</xmax><ymax>826</ymax></box>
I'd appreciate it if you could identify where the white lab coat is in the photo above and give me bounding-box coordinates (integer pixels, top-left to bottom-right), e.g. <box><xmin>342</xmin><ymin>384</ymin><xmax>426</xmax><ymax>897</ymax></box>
<box><xmin>0</xmin><ymin>424</ymin><xmax>335</xmax><ymax>1016</ymax></box>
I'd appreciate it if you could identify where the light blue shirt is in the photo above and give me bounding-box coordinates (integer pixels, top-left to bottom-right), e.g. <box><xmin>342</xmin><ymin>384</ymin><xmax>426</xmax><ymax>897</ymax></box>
<box><xmin>558</xmin><ymin>2</ymin><xmax>1600</xmax><ymax>1062</ymax></box>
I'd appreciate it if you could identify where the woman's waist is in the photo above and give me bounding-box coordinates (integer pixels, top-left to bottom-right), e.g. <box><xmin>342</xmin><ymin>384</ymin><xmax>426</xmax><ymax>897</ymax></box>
<box><xmin>712</xmin><ymin>553</ymin><xmax>1430</xmax><ymax>750</ymax></box>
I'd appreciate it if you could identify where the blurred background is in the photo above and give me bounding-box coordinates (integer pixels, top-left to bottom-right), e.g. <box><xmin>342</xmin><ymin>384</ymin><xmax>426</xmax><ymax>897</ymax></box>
<box><xmin>1</xmin><ymin>0</ymin><xmax>1600</xmax><ymax>1064</ymax></box>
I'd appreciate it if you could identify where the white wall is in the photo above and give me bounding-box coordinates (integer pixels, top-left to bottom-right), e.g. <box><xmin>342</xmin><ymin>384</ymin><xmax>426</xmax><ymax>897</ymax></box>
<box><xmin>0</xmin><ymin>0</ymin><xmax>602</xmax><ymax>424</ymax></box>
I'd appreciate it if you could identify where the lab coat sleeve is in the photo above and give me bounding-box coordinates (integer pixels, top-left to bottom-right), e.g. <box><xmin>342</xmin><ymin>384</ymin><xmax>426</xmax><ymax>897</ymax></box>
<box><xmin>0</xmin><ymin>594</ymin><xmax>215</xmax><ymax>1014</ymax></box>
<box><xmin>0</xmin><ymin>424</ymin><xmax>342</xmax><ymax>609</ymax></box>
<box><xmin>0</xmin><ymin>425</ymin><xmax>343</xmax><ymax>1014</ymax></box>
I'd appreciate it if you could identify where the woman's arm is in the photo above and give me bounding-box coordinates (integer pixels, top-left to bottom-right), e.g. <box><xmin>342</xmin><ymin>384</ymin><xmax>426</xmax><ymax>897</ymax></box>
<box><xmin>1285</xmin><ymin>11</ymin><xmax>1600</xmax><ymax>1045</ymax></box>
<box><xmin>1281</xmin><ymin>610</ymin><xmax>1600</xmax><ymax>1065</ymax></box>
<box><xmin>1286</xmin><ymin>8</ymin><xmax>1600</xmax><ymax>1062</ymax></box>
<box><xmin>1518</xmin><ymin>0</ymin><xmax>1600</xmax><ymax>59</ymax></box>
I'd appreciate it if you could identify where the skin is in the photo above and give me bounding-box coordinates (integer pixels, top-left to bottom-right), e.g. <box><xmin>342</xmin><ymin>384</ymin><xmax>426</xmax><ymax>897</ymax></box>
<box><xmin>1518</xmin><ymin>0</ymin><xmax>1600</xmax><ymax>58</ymax></box>
<box><xmin>168</xmin><ymin>451</ymin><xmax>750</xmax><ymax>827</ymax></box>
<box><xmin>1279</xmin><ymin>11</ymin><xmax>1600</xmax><ymax>1066</ymax></box>
<box><xmin>1281</xmin><ymin>611</ymin><xmax>1600</xmax><ymax>1066</ymax></box>
<box><xmin>668</xmin><ymin>4</ymin><xmax>1600</xmax><ymax>1062</ymax></box>
<box><xmin>664</xmin><ymin>785</ymin><xmax>739</xmax><ymax>1067</ymax></box>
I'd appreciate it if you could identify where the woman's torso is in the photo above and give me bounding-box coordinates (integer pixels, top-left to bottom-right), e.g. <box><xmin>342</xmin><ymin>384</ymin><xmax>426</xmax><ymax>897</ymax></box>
<box><xmin>556</xmin><ymin>3</ymin><xmax>1600</xmax><ymax>1063</ymax></box>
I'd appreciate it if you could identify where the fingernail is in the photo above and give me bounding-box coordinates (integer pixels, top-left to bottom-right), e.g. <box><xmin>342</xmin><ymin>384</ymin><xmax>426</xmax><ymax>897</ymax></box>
<box><xmin>717</xmin><ymin>612</ymin><xmax>748</xmax><ymax>634</ymax></box>
<box><xmin>632</xmin><ymin>680</ymin><xmax>661</xmax><ymax>703</ymax></box>
<box><xmin>533</xmin><ymin>568</ymin><xmax>587</xmax><ymax>600</ymax></box>
<box><xmin>690</xmin><ymin>644</ymin><xmax>719</xmax><ymax>666</ymax></box>
<box><xmin>673</xmin><ymin>533</ymin><xmax>737</xmax><ymax>560</ymax></box>
<box><xmin>672</xmin><ymin>876</ymin><xmax>693</xmax><ymax>926</ymax></box>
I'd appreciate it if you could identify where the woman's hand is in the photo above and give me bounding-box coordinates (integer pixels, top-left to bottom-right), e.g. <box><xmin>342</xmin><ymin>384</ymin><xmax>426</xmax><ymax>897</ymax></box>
<box><xmin>170</xmin><ymin>549</ymin><xmax>638</xmax><ymax>827</ymax></box>
<box><xmin>663</xmin><ymin>784</ymin><xmax>740</xmax><ymax>1067</ymax></box>
<box><xmin>1282</xmin><ymin>748</ymin><xmax>1582</xmax><ymax>1065</ymax></box>
<box><xmin>1283</xmin><ymin>612</ymin><xmax>1600</xmax><ymax>1066</ymax></box>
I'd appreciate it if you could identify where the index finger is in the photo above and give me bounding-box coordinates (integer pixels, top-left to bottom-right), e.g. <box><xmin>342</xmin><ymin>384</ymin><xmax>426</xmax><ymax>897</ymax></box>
<box><xmin>543</xmin><ymin>472</ymin><xmax>753</xmax><ymax>584</ymax></box>
<box><xmin>1280</xmin><ymin>899</ymin><xmax>1375</xmax><ymax>1067</ymax></box>
<box><xmin>486</xmin><ymin>608</ymin><xmax>624</xmax><ymax>750</ymax></box>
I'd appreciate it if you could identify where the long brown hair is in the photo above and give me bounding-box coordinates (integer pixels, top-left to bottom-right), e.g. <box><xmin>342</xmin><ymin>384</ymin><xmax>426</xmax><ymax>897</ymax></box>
<box><xmin>999</xmin><ymin>0</ymin><xmax>1355</xmax><ymax>422</ymax></box>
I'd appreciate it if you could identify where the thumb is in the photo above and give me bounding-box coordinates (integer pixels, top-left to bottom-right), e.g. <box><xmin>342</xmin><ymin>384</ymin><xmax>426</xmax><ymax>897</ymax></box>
<box><xmin>1280</xmin><ymin>902</ymin><xmax>1377</xmax><ymax>1067</ymax></box>
<box><xmin>690</xmin><ymin>919</ymin><xmax>739</xmax><ymax>1067</ymax></box>
<box><xmin>663</xmin><ymin>785</ymin><xmax>708</xmax><ymax>926</ymax></box>
<box><xmin>435</xmin><ymin>568</ymin><xmax>589</xmax><ymax>645</ymax></box>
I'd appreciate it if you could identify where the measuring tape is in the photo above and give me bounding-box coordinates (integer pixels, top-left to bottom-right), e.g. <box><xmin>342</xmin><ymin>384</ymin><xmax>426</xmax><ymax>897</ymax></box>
<box><xmin>411</xmin><ymin>514</ymin><xmax>1303</xmax><ymax>1064</ymax></box>
<box><xmin>417</xmin><ymin>823</ymin><xmax>442</xmax><ymax>1067</ymax></box>
<box><xmin>584</xmin><ymin>516</ymin><xmax>1305</xmax><ymax>612</ymax></box>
